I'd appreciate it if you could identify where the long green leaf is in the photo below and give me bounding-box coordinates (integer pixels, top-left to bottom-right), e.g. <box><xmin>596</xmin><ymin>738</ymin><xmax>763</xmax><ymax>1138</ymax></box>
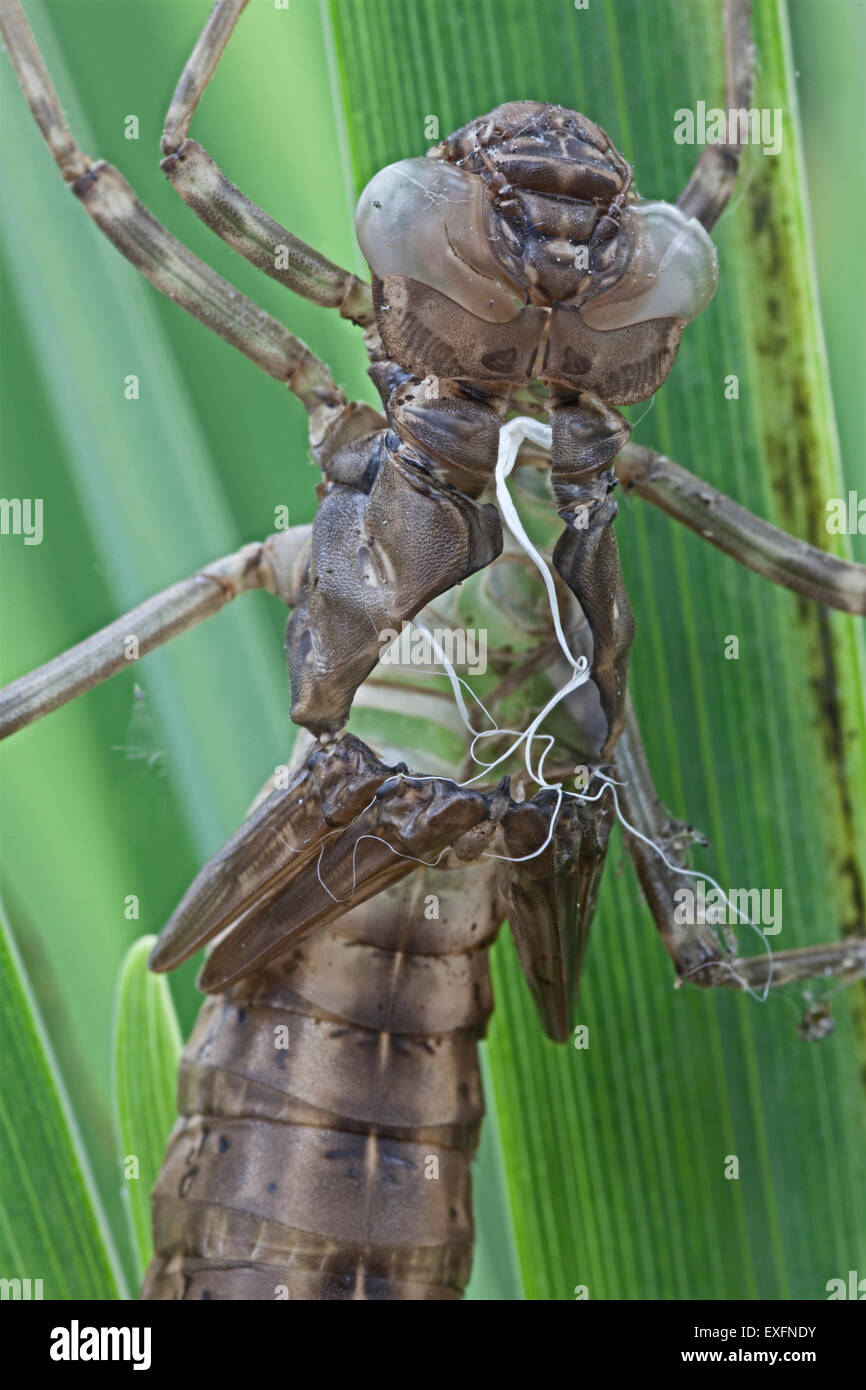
<box><xmin>112</xmin><ymin>936</ymin><xmax>182</xmax><ymax>1283</ymax></box>
<box><xmin>327</xmin><ymin>0</ymin><xmax>866</xmax><ymax>1299</ymax></box>
<box><xmin>0</xmin><ymin>900</ymin><xmax>127</xmax><ymax>1299</ymax></box>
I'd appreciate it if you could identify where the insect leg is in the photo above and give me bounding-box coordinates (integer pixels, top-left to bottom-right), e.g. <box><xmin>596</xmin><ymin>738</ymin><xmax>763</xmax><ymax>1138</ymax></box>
<box><xmin>0</xmin><ymin>0</ymin><xmax>345</xmax><ymax>414</ymax></box>
<box><xmin>613</xmin><ymin>696</ymin><xmax>866</xmax><ymax>996</ymax></box>
<box><xmin>0</xmin><ymin>527</ymin><xmax>312</xmax><ymax>740</ymax></box>
<box><xmin>160</xmin><ymin>0</ymin><xmax>374</xmax><ymax>328</ymax></box>
<box><xmin>287</xmin><ymin>373</ymin><xmax>505</xmax><ymax>736</ymax></box>
<box><xmin>676</xmin><ymin>0</ymin><xmax>755</xmax><ymax>231</ymax></box>
<box><xmin>710</xmin><ymin>940</ymin><xmax>866</xmax><ymax>993</ymax></box>
<box><xmin>548</xmin><ymin>393</ymin><xmax>635</xmax><ymax>757</ymax></box>
<box><xmin>612</xmin><ymin>695</ymin><xmax>733</xmax><ymax>985</ymax></box>
<box><xmin>616</xmin><ymin>444</ymin><xmax>866</xmax><ymax>615</ymax></box>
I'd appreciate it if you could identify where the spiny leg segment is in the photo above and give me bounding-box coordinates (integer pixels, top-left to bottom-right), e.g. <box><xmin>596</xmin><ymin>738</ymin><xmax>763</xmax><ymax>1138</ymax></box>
<box><xmin>612</xmin><ymin>697</ymin><xmax>866</xmax><ymax>996</ymax></box>
<box><xmin>434</xmin><ymin>419</ymin><xmax>866</xmax><ymax>1004</ymax></box>
<box><xmin>677</xmin><ymin>0</ymin><xmax>755</xmax><ymax>231</ymax></box>
<box><xmin>416</xmin><ymin>421</ymin><xmax>866</xmax><ymax>1005</ymax></box>
<box><xmin>0</xmin><ymin>0</ymin><xmax>348</xmax><ymax>429</ymax></box>
<box><xmin>0</xmin><ymin>528</ymin><xmax>311</xmax><ymax>739</ymax></box>
<box><xmin>512</xmin><ymin>438</ymin><xmax>866</xmax><ymax>616</ymax></box>
<box><xmin>615</xmin><ymin>446</ymin><xmax>866</xmax><ymax>615</ymax></box>
<box><xmin>159</xmin><ymin>0</ymin><xmax>375</xmax><ymax>330</ymax></box>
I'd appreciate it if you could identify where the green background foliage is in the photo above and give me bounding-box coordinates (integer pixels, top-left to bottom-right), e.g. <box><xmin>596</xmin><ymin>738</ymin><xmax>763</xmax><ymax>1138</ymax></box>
<box><xmin>112</xmin><ymin>936</ymin><xmax>181</xmax><ymax>1282</ymax></box>
<box><xmin>0</xmin><ymin>0</ymin><xmax>863</xmax><ymax>1299</ymax></box>
<box><xmin>0</xmin><ymin>901</ymin><xmax>126</xmax><ymax>1298</ymax></box>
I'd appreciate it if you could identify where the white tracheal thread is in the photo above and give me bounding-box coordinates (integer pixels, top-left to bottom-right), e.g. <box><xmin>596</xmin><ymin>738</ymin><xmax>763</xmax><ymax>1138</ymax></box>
<box><xmin>270</xmin><ymin>780</ymin><xmax>454</xmax><ymax>906</ymax></box>
<box><xmin>626</xmin><ymin>391</ymin><xmax>656</xmax><ymax>434</ymax></box>
<box><xmin>420</xmin><ymin>419</ymin><xmax>772</xmax><ymax>997</ymax></box>
<box><xmin>315</xmin><ymin>418</ymin><xmax>585</xmax><ymax>899</ymax></box>
<box><xmin>307</xmin><ymin>417</ymin><xmax>774</xmax><ymax>997</ymax></box>
<box><xmin>408</xmin><ymin>419</ymin><xmax>597</xmax><ymax>861</ymax></box>
<box><xmin>408</xmin><ymin>617</ymin><xmax>773</xmax><ymax>1001</ymax></box>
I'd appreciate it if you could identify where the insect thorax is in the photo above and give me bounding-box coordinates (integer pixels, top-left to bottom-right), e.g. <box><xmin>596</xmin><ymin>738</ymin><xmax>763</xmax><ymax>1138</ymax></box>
<box><xmin>356</xmin><ymin>101</ymin><xmax>718</xmax><ymax>403</ymax></box>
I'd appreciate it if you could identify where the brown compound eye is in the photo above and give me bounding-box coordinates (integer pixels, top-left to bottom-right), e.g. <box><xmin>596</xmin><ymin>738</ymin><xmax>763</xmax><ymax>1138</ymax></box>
<box><xmin>355</xmin><ymin>157</ymin><xmax>525</xmax><ymax>323</ymax></box>
<box><xmin>582</xmin><ymin>199</ymin><xmax>718</xmax><ymax>329</ymax></box>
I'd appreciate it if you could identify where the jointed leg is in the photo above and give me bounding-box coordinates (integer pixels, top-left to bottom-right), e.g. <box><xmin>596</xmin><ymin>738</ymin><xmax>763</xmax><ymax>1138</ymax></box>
<box><xmin>0</xmin><ymin>528</ymin><xmax>311</xmax><ymax>740</ymax></box>
<box><xmin>611</xmin><ymin>696</ymin><xmax>727</xmax><ymax>984</ymax></box>
<box><xmin>677</xmin><ymin>0</ymin><xmax>755</xmax><ymax>231</ymax></box>
<box><xmin>0</xmin><ymin>0</ymin><xmax>344</xmax><ymax>425</ymax></box>
<box><xmin>621</xmin><ymin>2</ymin><xmax>866</xmax><ymax>616</ymax></box>
<box><xmin>616</xmin><ymin>444</ymin><xmax>866</xmax><ymax>615</ymax></box>
<box><xmin>287</xmin><ymin>371</ymin><xmax>505</xmax><ymax>736</ymax></box>
<box><xmin>161</xmin><ymin>0</ymin><xmax>375</xmax><ymax>329</ymax></box>
<box><xmin>714</xmin><ymin>940</ymin><xmax>866</xmax><ymax>994</ymax></box>
<box><xmin>613</xmin><ymin>697</ymin><xmax>866</xmax><ymax>996</ymax></box>
<box><xmin>548</xmin><ymin>394</ymin><xmax>635</xmax><ymax>757</ymax></box>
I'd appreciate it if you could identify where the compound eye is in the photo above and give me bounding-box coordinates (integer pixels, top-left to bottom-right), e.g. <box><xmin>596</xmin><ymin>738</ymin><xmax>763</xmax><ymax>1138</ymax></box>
<box><xmin>356</xmin><ymin>157</ymin><xmax>523</xmax><ymax>323</ymax></box>
<box><xmin>582</xmin><ymin>200</ymin><xmax>718</xmax><ymax>329</ymax></box>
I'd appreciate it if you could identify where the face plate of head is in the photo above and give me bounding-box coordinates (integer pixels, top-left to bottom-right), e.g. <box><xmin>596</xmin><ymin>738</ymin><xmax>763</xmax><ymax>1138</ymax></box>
<box><xmin>356</xmin><ymin>102</ymin><xmax>717</xmax><ymax>403</ymax></box>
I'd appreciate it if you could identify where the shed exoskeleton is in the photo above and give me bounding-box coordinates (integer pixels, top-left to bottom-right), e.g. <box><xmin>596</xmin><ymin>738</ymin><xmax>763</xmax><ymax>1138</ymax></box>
<box><xmin>1</xmin><ymin>0</ymin><xmax>865</xmax><ymax>1300</ymax></box>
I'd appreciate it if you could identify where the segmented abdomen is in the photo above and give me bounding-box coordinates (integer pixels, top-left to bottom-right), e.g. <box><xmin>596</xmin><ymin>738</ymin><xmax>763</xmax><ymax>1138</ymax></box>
<box><xmin>141</xmin><ymin>861</ymin><xmax>502</xmax><ymax>1300</ymax></box>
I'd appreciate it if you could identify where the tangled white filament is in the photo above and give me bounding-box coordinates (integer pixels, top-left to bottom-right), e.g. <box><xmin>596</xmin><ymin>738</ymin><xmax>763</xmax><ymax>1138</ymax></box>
<box><xmin>310</xmin><ymin>417</ymin><xmax>774</xmax><ymax>998</ymax></box>
<box><xmin>422</xmin><ymin>418</ymin><xmax>772</xmax><ymax>996</ymax></box>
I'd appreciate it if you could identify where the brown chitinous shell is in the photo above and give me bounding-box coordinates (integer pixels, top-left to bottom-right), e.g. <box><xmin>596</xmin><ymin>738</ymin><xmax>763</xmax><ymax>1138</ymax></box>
<box><xmin>431</xmin><ymin>100</ymin><xmax>635</xmax><ymax>310</ymax></box>
<box><xmin>356</xmin><ymin>101</ymin><xmax>718</xmax><ymax>401</ymax></box>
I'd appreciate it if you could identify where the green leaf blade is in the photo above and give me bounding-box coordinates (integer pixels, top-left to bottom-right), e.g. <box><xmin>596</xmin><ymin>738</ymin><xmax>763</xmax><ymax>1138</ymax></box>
<box><xmin>0</xmin><ymin>900</ymin><xmax>127</xmax><ymax>1300</ymax></box>
<box><xmin>327</xmin><ymin>0</ymin><xmax>866</xmax><ymax>1301</ymax></box>
<box><xmin>112</xmin><ymin>935</ymin><xmax>182</xmax><ymax>1283</ymax></box>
